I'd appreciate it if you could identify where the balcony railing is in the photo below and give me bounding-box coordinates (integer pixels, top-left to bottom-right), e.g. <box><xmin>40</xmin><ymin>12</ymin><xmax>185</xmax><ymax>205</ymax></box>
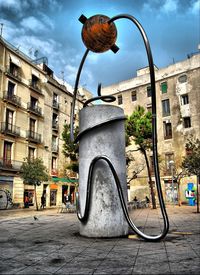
<box><xmin>52</xmin><ymin>100</ymin><xmax>59</xmax><ymax>110</ymax></box>
<box><xmin>29</xmin><ymin>80</ymin><xmax>42</xmax><ymax>94</ymax></box>
<box><xmin>52</xmin><ymin>144</ymin><xmax>59</xmax><ymax>153</ymax></box>
<box><xmin>0</xmin><ymin>158</ymin><xmax>23</xmax><ymax>171</ymax></box>
<box><xmin>51</xmin><ymin>169</ymin><xmax>58</xmax><ymax>176</ymax></box>
<box><xmin>3</xmin><ymin>91</ymin><xmax>21</xmax><ymax>107</ymax></box>
<box><xmin>0</xmin><ymin>122</ymin><xmax>20</xmax><ymax>137</ymax></box>
<box><xmin>26</xmin><ymin>130</ymin><xmax>42</xmax><ymax>143</ymax></box>
<box><xmin>52</xmin><ymin>122</ymin><xmax>59</xmax><ymax>131</ymax></box>
<box><xmin>164</xmin><ymin>134</ymin><xmax>172</xmax><ymax>140</ymax></box>
<box><xmin>27</xmin><ymin>102</ymin><xmax>42</xmax><ymax>116</ymax></box>
<box><xmin>6</xmin><ymin>66</ymin><xmax>21</xmax><ymax>82</ymax></box>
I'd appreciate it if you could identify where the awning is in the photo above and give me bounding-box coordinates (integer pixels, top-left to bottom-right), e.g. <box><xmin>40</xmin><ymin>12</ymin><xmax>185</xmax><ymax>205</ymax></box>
<box><xmin>52</xmin><ymin>177</ymin><xmax>78</xmax><ymax>183</ymax></box>
<box><xmin>10</xmin><ymin>54</ymin><xmax>21</xmax><ymax>67</ymax></box>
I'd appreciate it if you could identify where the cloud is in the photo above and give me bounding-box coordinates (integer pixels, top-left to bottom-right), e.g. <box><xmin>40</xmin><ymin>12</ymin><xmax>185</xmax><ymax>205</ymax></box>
<box><xmin>163</xmin><ymin>0</ymin><xmax>178</xmax><ymax>12</ymax></box>
<box><xmin>20</xmin><ymin>16</ymin><xmax>53</xmax><ymax>34</ymax></box>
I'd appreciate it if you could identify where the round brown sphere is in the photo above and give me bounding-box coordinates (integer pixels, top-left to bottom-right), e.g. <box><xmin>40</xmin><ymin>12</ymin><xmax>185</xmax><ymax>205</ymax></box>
<box><xmin>81</xmin><ymin>14</ymin><xmax>117</xmax><ymax>53</ymax></box>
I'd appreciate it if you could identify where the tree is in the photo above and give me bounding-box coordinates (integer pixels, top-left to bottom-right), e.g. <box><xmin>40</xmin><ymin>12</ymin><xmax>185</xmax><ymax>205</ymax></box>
<box><xmin>126</xmin><ymin>105</ymin><xmax>157</xmax><ymax>209</ymax></box>
<box><xmin>20</xmin><ymin>158</ymin><xmax>49</xmax><ymax>211</ymax></box>
<box><xmin>62</xmin><ymin>124</ymin><xmax>79</xmax><ymax>174</ymax></box>
<box><xmin>126</xmin><ymin>150</ymin><xmax>145</xmax><ymax>185</ymax></box>
<box><xmin>182</xmin><ymin>137</ymin><xmax>200</xmax><ymax>213</ymax></box>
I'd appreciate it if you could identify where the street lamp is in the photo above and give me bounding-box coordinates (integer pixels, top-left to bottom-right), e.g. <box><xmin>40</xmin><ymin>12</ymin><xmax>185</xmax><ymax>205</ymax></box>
<box><xmin>169</xmin><ymin>160</ymin><xmax>175</xmax><ymax>205</ymax></box>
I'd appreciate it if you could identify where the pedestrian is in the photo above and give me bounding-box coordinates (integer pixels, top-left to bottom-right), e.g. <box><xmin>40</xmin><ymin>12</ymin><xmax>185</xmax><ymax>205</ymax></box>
<box><xmin>41</xmin><ymin>194</ymin><xmax>45</xmax><ymax>209</ymax></box>
<box><xmin>133</xmin><ymin>196</ymin><xmax>138</xmax><ymax>202</ymax></box>
<box><xmin>145</xmin><ymin>196</ymin><xmax>150</xmax><ymax>203</ymax></box>
<box><xmin>24</xmin><ymin>195</ymin><xmax>29</xmax><ymax>208</ymax></box>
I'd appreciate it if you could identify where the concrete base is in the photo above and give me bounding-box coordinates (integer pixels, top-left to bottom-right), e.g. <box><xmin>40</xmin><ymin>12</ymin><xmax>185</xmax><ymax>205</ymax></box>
<box><xmin>79</xmin><ymin>105</ymin><xmax>128</xmax><ymax>237</ymax></box>
<box><xmin>79</xmin><ymin>160</ymin><xmax>128</xmax><ymax>237</ymax></box>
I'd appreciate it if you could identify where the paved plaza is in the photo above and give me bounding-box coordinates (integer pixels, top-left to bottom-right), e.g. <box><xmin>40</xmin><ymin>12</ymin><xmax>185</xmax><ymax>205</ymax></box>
<box><xmin>0</xmin><ymin>205</ymin><xmax>199</xmax><ymax>274</ymax></box>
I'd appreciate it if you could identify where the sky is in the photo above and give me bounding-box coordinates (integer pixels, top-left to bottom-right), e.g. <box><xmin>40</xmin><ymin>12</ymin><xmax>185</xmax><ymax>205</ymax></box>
<box><xmin>0</xmin><ymin>0</ymin><xmax>199</xmax><ymax>95</ymax></box>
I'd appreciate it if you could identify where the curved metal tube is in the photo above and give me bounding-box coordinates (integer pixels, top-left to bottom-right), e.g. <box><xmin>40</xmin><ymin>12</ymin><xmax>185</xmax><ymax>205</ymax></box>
<box><xmin>70</xmin><ymin>49</ymin><xmax>89</xmax><ymax>142</ymax></box>
<box><xmin>108</xmin><ymin>14</ymin><xmax>169</xmax><ymax>240</ymax></box>
<box><xmin>70</xmin><ymin>14</ymin><xmax>169</xmax><ymax>241</ymax></box>
<box><xmin>83</xmin><ymin>83</ymin><xmax>116</xmax><ymax>107</ymax></box>
<box><xmin>76</xmin><ymin>155</ymin><xmax>168</xmax><ymax>241</ymax></box>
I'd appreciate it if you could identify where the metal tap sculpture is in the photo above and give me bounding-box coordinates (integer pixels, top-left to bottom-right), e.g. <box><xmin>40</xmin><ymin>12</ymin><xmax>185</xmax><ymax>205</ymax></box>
<box><xmin>70</xmin><ymin>14</ymin><xmax>169</xmax><ymax>241</ymax></box>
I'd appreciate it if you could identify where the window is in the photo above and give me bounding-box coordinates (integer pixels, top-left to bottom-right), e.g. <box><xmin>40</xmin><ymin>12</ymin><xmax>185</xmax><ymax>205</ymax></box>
<box><xmin>31</xmin><ymin>74</ymin><xmax>39</xmax><ymax>88</ymax></box>
<box><xmin>3</xmin><ymin>141</ymin><xmax>12</xmax><ymax>166</ymax></box>
<box><xmin>178</xmin><ymin>75</ymin><xmax>187</xmax><ymax>83</ymax></box>
<box><xmin>29</xmin><ymin>118</ymin><xmax>36</xmax><ymax>133</ymax></box>
<box><xmin>7</xmin><ymin>81</ymin><xmax>15</xmax><ymax>97</ymax></box>
<box><xmin>162</xmin><ymin>99</ymin><xmax>170</xmax><ymax>117</ymax></box>
<box><xmin>118</xmin><ymin>95</ymin><xmax>123</xmax><ymax>105</ymax></box>
<box><xmin>52</xmin><ymin>113</ymin><xmax>58</xmax><ymax>128</ymax></box>
<box><xmin>147</xmin><ymin>105</ymin><xmax>152</xmax><ymax>113</ymax></box>
<box><xmin>161</xmin><ymin>82</ymin><xmax>167</xmax><ymax>94</ymax></box>
<box><xmin>52</xmin><ymin>136</ymin><xmax>57</xmax><ymax>151</ymax></box>
<box><xmin>30</xmin><ymin>96</ymin><xmax>38</xmax><ymax>108</ymax></box>
<box><xmin>53</xmin><ymin>93</ymin><xmax>58</xmax><ymax>103</ymax></box>
<box><xmin>183</xmin><ymin>117</ymin><xmax>191</xmax><ymax>128</ymax></box>
<box><xmin>6</xmin><ymin>109</ymin><xmax>14</xmax><ymax>131</ymax></box>
<box><xmin>181</xmin><ymin>94</ymin><xmax>189</xmax><ymax>105</ymax></box>
<box><xmin>131</xmin><ymin>90</ymin><xmax>137</xmax><ymax>102</ymax></box>
<box><xmin>147</xmin><ymin>86</ymin><xmax>151</xmax><ymax>97</ymax></box>
<box><xmin>165</xmin><ymin>153</ymin><xmax>174</xmax><ymax>173</ymax></box>
<box><xmin>28</xmin><ymin>147</ymin><xmax>35</xmax><ymax>160</ymax></box>
<box><xmin>10</xmin><ymin>62</ymin><xmax>19</xmax><ymax>77</ymax></box>
<box><xmin>163</xmin><ymin>121</ymin><xmax>172</xmax><ymax>139</ymax></box>
<box><xmin>51</xmin><ymin>157</ymin><xmax>57</xmax><ymax>175</ymax></box>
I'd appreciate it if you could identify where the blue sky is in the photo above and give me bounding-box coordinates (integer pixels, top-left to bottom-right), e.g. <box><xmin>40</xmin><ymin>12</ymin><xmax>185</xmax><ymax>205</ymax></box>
<box><xmin>0</xmin><ymin>0</ymin><xmax>199</xmax><ymax>94</ymax></box>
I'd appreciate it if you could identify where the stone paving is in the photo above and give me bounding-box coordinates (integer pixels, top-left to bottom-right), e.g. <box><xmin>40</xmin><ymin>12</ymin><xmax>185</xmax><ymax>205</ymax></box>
<box><xmin>0</xmin><ymin>205</ymin><xmax>199</xmax><ymax>274</ymax></box>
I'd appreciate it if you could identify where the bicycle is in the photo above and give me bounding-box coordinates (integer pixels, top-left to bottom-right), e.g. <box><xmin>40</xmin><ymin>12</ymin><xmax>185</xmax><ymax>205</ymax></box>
<box><xmin>0</xmin><ymin>189</ymin><xmax>13</xmax><ymax>210</ymax></box>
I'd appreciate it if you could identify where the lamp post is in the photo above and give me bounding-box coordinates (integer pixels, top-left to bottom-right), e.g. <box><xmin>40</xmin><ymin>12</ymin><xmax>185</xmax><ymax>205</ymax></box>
<box><xmin>169</xmin><ymin>160</ymin><xmax>175</xmax><ymax>205</ymax></box>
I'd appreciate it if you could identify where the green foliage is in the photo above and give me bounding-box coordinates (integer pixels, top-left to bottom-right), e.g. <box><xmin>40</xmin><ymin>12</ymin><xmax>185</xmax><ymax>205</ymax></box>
<box><xmin>182</xmin><ymin>137</ymin><xmax>200</xmax><ymax>176</ymax></box>
<box><xmin>126</xmin><ymin>105</ymin><xmax>152</xmax><ymax>149</ymax></box>
<box><xmin>20</xmin><ymin>158</ymin><xmax>49</xmax><ymax>186</ymax></box>
<box><xmin>62</xmin><ymin>124</ymin><xmax>79</xmax><ymax>173</ymax></box>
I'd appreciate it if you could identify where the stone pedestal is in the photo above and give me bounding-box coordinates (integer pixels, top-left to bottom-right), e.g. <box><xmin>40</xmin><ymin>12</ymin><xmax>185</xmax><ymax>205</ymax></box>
<box><xmin>78</xmin><ymin>105</ymin><xmax>128</xmax><ymax>237</ymax></box>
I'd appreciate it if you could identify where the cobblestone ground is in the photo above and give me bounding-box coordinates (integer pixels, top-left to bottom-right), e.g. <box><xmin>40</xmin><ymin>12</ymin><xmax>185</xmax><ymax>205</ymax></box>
<box><xmin>0</xmin><ymin>205</ymin><xmax>199</xmax><ymax>274</ymax></box>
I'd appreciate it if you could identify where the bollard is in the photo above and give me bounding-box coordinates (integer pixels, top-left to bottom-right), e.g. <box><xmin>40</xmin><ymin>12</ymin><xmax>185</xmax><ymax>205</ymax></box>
<box><xmin>78</xmin><ymin>105</ymin><xmax>128</xmax><ymax>237</ymax></box>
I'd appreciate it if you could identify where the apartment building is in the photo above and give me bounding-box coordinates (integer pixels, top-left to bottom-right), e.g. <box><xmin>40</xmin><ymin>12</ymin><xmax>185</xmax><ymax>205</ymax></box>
<box><xmin>0</xmin><ymin>37</ymin><xmax>89</xmax><ymax>208</ymax></box>
<box><xmin>102</xmin><ymin>53</ymin><xmax>200</xmax><ymax>203</ymax></box>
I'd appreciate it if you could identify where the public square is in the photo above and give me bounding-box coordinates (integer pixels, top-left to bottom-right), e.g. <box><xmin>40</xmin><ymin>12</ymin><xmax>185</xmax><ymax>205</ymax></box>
<box><xmin>0</xmin><ymin>205</ymin><xmax>199</xmax><ymax>274</ymax></box>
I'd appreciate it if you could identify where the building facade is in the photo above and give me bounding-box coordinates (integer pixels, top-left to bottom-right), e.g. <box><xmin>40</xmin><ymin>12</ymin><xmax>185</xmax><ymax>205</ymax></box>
<box><xmin>102</xmin><ymin>53</ymin><xmax>200</xmax><ymax>204</ymax></box>
<box><xmin>0</xmin><ymin>38</ymin><xmax>89</xmax><ymax>208</ymax></box>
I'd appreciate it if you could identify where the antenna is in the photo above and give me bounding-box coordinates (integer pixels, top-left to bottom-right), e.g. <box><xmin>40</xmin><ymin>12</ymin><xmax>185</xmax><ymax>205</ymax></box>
<box><xmin>61</xmin><ymin>71</ymin><xmax>65</xmax><ymax>84</ymax></box>
<box><xmin>34</xmin><ymin>50</ymin><xmax>39</xmax><ymax>58</ymax></box>
<box><xmin>0</xmin><ymin>23</ymin><xmax>3</xmax><ymax>37</ymax></box>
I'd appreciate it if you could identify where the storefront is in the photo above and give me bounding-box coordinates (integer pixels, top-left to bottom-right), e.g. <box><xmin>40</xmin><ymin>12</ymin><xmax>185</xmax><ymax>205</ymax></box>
<box><xmin>52</xmin><ymin>177</ymin><xmax>78</xmax><ymax>205</ymax></box>
<box><xmin>50</xmin><ymin>184</ymin><xmax>58</xmax><ymax>206</ymax></box>
<box><xmin>0</xmin><ymin>176</ymin><xmax>13</xmax><ymax>196</ymax></box>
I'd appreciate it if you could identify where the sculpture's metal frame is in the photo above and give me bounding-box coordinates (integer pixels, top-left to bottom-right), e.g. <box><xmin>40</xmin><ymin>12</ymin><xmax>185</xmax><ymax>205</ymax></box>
<box><xmin>70</xmin><ymin>14</ymin><xmax>169</xmax><ymax>241</ymax></box>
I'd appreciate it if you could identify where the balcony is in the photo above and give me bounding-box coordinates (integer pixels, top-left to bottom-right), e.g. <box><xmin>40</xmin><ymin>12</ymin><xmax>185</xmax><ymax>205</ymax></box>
<box><xmin>51</xmin><ymin>169</ymin><xmax>58</xmax><ymax>176</ymax></box>
<box><xmin>52</xmin><ymin>144</ymin><xmax>59</xmax><ymax>153</ymax></box>
<box><xmin>0</xmin><ymin>122</ymin><xmax>20</xmax><ymax>137</ymax></box>
<box><xmin>5</xmin><ymin>66</ymin><xmax>22</xmax><ymax>82</ymax></box>
<box><xmin>3</xmin><ymin>91</ymin><xmax>21</xmax><ymax>107</ymax></box>
<box><xmin>52</xmin><ymin>122</ymin><xmax>59</xmax><ymax>131</ymax></box>
<box><xmin>26</xmin><ymin>130</ymin><xmax>42</xmax><ymax>144</ymax></box>
<box><xmin>52</xmin><ymin>100</ymin><xmax>59</xmax><ymax>110</ymax></box>
<box><xmin>0</xmin><ymin>158</ymin><xmax>23</xmax><ymax>171</ymax></box>
<box><xmin>29</xmin><ymin>80</ymin><xmax>43</xmax><ymax>95</ymax></box>
<box><xmin>27</xmin><ymin>102</ymin><xmax>43</xmax><ymax>117</ymax></box>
